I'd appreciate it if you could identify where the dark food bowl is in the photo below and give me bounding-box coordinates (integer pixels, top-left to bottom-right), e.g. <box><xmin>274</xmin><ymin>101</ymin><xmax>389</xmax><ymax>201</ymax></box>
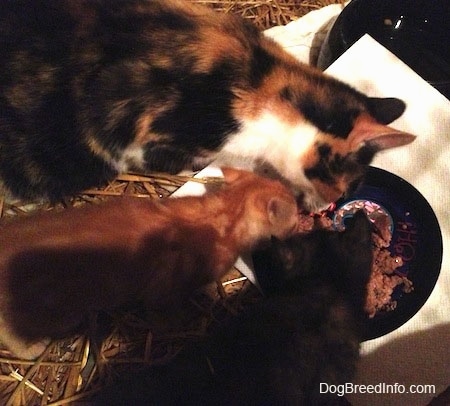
<box><xmin>318</xmin><ymin>0</ymin><xmax>450</xmax><ymax>99</ymax></box>
<box><xmin>253</xmin><ymin>167</ymin><xmax>443</xmax><ymax>341</ymax></box>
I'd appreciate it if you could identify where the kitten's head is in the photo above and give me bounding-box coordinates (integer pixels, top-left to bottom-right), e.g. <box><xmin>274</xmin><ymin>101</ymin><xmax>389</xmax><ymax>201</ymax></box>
<box><xmin>226</xmin><ymin>40</ymin><xmax>416</xmax><ymax>212</ymax></box>
<box><xmin>259</xmin><ymin>210</ymin><xmax>373</xmax><ymax>304</ymax></box>
<box><xmin>219</xmin><ymin>167</ymin><xmax>299</xmax><ymax>241</ymax></box>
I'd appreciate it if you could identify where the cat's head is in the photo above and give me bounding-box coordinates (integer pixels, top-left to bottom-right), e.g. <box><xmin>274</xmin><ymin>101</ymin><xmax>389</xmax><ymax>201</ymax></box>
<box><xmin>259</xmin><ymin>210</ymin><xmax>373</xmax><ymax>301</ymax></box>
<box><xmin>219</xmin><ymin>167</ymin><xmax>299</xmax><ymax>241</ymax></box>
<box><xmin>223</xmin><ymin>42</ymin><xmax>415</xmax><ymax>212</ymax></box>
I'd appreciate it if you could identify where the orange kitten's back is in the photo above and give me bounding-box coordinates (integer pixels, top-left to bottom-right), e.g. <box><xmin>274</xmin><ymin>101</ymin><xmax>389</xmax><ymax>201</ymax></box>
<box><xmin>0</xmin><ymin>167</ymin><xmax>298</xmax><ymax>360</ymax></box>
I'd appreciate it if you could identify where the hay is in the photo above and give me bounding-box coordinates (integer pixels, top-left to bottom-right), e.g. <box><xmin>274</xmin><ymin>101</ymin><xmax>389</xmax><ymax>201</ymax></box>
<box><xmin>0</xmin><ymin>256</ymin><xmax>259</xmax><ymax>405</ymax></box>
<box><xmin>0</xmin><ymin>1</ymin><xmax>344</xmax><ymax>404</ymax></box>
<box><xmin>190</xmin><ymin>0</ymin><xmax>345</xmax><ymax>30</ymax></box>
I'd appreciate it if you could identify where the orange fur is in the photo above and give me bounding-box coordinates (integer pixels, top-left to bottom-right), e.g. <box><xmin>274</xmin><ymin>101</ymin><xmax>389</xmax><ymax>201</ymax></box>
<box><xmin>0</xmin><ymin>168</ymin><xmax>298</xmax><ymax>360</ymax></box>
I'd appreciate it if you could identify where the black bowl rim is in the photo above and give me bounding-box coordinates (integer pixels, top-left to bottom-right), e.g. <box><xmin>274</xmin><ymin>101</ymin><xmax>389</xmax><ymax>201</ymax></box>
<box><xmin>252</xmin><ymin>166</ymin><xmax>443</xmax><ymax>341</ymax></box>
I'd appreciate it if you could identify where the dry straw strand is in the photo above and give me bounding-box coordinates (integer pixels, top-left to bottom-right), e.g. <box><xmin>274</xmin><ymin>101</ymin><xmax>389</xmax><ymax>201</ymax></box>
<box><xmin>190</xmin><ymin>0</ymin><xmax>345</xmax><ymax>29</ymax></box>
<box><xmin>5</xmin><ymin>345</ymin><xmax>53</xmax><ymax>406</ymax></box>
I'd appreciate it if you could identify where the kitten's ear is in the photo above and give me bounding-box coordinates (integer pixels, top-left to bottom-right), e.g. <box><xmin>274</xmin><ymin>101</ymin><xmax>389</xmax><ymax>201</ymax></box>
<box><xmin>343</xmin><ymin>210</ymin><xmax>372</xmax><ymax>245</ymax></box>
<box><xmin>220</xmin><ymin>167</ymin><xmax>245</xmax><ymax>183</ymax></box>
<box><xmin>267</xmin><ymin>197</ymin><xmax>297</xmax><ymax>238</ymax></box>
<box><xmin>341</xmin><ymin>210</ymin><xmax>374</xmax><ymax>284</ymax></box>
<box><xmin>273</xmin><ymin>240</ymin><xmax>296</xmax><ymax>271</ymax></box>
<box><xmin>349</xmin><ymin>113</ymin><xmax>416</xmax><ymax>152</ymax></box>
<box><xmin>367</xmin><ymin>97</ymin><xmax>406</xmax><ymax>124</ymax></box>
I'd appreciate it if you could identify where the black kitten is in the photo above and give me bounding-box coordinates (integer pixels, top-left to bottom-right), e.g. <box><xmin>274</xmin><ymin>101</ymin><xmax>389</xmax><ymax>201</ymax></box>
<box><xmin>89</xmin><ymin>211</ymin><xmax>373</xmax><ymax>405</ymax></box>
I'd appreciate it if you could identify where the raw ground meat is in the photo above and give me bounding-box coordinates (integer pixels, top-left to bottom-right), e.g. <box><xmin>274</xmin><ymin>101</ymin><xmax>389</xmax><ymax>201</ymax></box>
<box><xmin>297</xmin><ymin>209</ymin><xmax>414</xmax><ymax>317</ymax></box>
<box><xmin>365</xmin><ymin>220</ymin><xmax>414</xmax><ymax>318</ymax></box>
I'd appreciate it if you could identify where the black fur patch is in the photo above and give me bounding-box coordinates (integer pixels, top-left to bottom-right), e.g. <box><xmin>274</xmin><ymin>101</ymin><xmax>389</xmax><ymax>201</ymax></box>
<box><xmin>150</xmin><ymin>63</ymin><xmax>240</xmax><ymax>153</ymax></box>
<box><xmin>284</xmin><ymin>75</ymin><xmax>371</xmax><ymax>139</ymax></box>
<box><xmin>297</xmin><ymin>93</ymin><xmax>359</xmax><ymax>139</ymax></box>
<box><xmin>144</xmin><ymin>7</ymin><xmax>195</xmax><ymax>32</ymax></box>
<box><xmin>279</xmin><ymin>86</ymin><xmax>294</xmax><ymax>103</ymax></box>
<box><xmin>304</xmin><ymin>163</ymin><xmax>334</xmax><ymax>184</ymax></box>
<box><xmin>143</xmin><ymin>144</ymin><xmax>194</xmax><ymax>174</ymax></box>
<box><xmin>317</xmin><ymin>143</ymin><xmax>332</xmax><ymax>159</ymax></box>
<box><xmin>88</xmin><ymin>2</ymin><xmax>198</xmax><ymax>64</ymax></box>
<box><xmin>304</xmin><ymin>142</ymin><xmax>336</xmax><ymax>183</ymax></box>
<box><xmin>89</xmin><ymin>97</ymin><xmax>145</xmax><ymax>153</ymax></box>
<box><xmin>0</xmin><ymin>136</ymin><xmax>116</xmax><ymax>202</ymax></box>
<box><xmin>249</xmin><ymin>46</ymin><xmax>276</xmax><ymax>88</ymax></box>
<box><xmin>355</xmin><ymin>144</ymin><xmax>377</xmax><ymax>165</ymax></box>
<box><xmin>305</xmin><ymin>143</ymin><xmax>363</xmax><ymax>184</ymax></box>
<box><xmin>99</xmin><ymin>1</ymin><xmax>196</xmax><ymax>33</ymax></box>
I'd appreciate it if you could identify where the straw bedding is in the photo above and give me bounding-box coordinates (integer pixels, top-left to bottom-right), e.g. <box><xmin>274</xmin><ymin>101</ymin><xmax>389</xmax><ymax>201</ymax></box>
<box><xmin>0</xmin><ymin>1</ymin><xmax>344</xmax><ymax>405</ymax></box>
<box><xmin>190</xmin><ymin>0</ymin><xmax>345</xmax><ymax>29</ymax></box>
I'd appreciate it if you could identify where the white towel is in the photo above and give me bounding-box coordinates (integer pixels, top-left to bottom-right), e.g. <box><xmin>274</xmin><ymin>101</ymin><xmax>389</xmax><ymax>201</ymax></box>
<box><xmin>267</xmin><ymin>8</ymin><xmax>450</xmax><ymax>404</ymax></box>
<box><xmin>326</xmin><ymin>34</ymin><xmax>450</xmax><ymax>406</ymax></box>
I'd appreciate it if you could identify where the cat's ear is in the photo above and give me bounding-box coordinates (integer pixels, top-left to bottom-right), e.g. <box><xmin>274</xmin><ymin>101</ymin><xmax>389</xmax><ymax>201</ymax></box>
<box><xmin>367</xmin><ymin>97</ymin><xmax>406</xmax><ymax>124</ymax></box>
<box><xmin>349</xmin><ymin>113</ymin><xmax>416</xmax><ymax>152</ymax></box>
<box><xmin>267</xmin><ymin>197</ymin><xmax>297</xmax><ymax>238</ymax></box>
<box><xmin>220</xmin><ymin>167</ymin><xmax>246</xmax><ymax>183</ymax></box>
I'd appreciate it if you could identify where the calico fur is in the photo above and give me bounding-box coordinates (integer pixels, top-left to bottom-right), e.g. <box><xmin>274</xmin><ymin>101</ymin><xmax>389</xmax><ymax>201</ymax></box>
<box><xmin>89</xmin><ymin>211</ymin><xmax>373</xmax><ymax>406</ymax></box>
<box><xmin>0</xmin><ymin>0</ymin><xmax>415</xmax><ymax>209</ymax></box>
<box><xmin>0</xmin><ymin>167</ymin><xmax>299</xmax><ymax>360</ymax></box>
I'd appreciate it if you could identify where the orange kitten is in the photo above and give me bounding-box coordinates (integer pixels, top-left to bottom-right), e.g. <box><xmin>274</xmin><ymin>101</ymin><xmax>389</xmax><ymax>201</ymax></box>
<box><xmin>0</xmin><ymin>167</ymin><xmax>298</xmax><ymax>360</ymax></box>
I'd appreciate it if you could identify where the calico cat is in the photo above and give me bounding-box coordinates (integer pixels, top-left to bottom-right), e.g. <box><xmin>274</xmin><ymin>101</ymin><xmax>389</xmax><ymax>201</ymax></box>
<box><xmin>0</xmin><ymin>167</ymin><xmax>299</xmax><ymax>360</ymax></box>
<box><xmin>0</xmin><ymin>0</ymin><xmax>415</xmax><ymax>210</ymax></box>
<box><xmin>89</xmin><ymin>211</ymin><xmax>373</xmax><ymax>406</ymax></box>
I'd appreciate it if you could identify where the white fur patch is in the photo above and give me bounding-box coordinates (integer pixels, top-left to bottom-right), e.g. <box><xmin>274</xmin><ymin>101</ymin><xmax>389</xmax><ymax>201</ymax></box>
<box><xmin>115</xmin><ymin>144</ymin><xmax>146</xmax><ymax>172</ymax></box>
<box><xmin>215</xmin><ymin>110</ymin><xmax>319</xmax><ymax>188</ymax></box>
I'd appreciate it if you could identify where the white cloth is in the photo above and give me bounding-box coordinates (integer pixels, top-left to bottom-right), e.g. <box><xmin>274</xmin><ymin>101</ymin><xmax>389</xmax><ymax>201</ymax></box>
<box><xmin>268</xmin><ymin>7</ymin><xmax>450</xmax><ymax>404</ymax></box>
<box><xmin>326</xmin><ymin>34</ymin><xmax>450</xmax><ymax>406</ymax></box>
<box><xmin>174</xmin><ymin>5</ymin><xmax>450</xmax><ymax>404</ymax></box>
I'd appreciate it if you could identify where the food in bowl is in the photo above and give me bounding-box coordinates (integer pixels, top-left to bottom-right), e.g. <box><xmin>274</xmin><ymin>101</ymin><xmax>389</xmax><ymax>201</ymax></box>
<box><xmin>298</xmin><ymin>199</ymin><xmax>414</xmax><ymax>318</ymax></box>
<box><xmin>366</xmin><ymin>212</ymin><xmax>413</xmax><ymax>318</ymax></box>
